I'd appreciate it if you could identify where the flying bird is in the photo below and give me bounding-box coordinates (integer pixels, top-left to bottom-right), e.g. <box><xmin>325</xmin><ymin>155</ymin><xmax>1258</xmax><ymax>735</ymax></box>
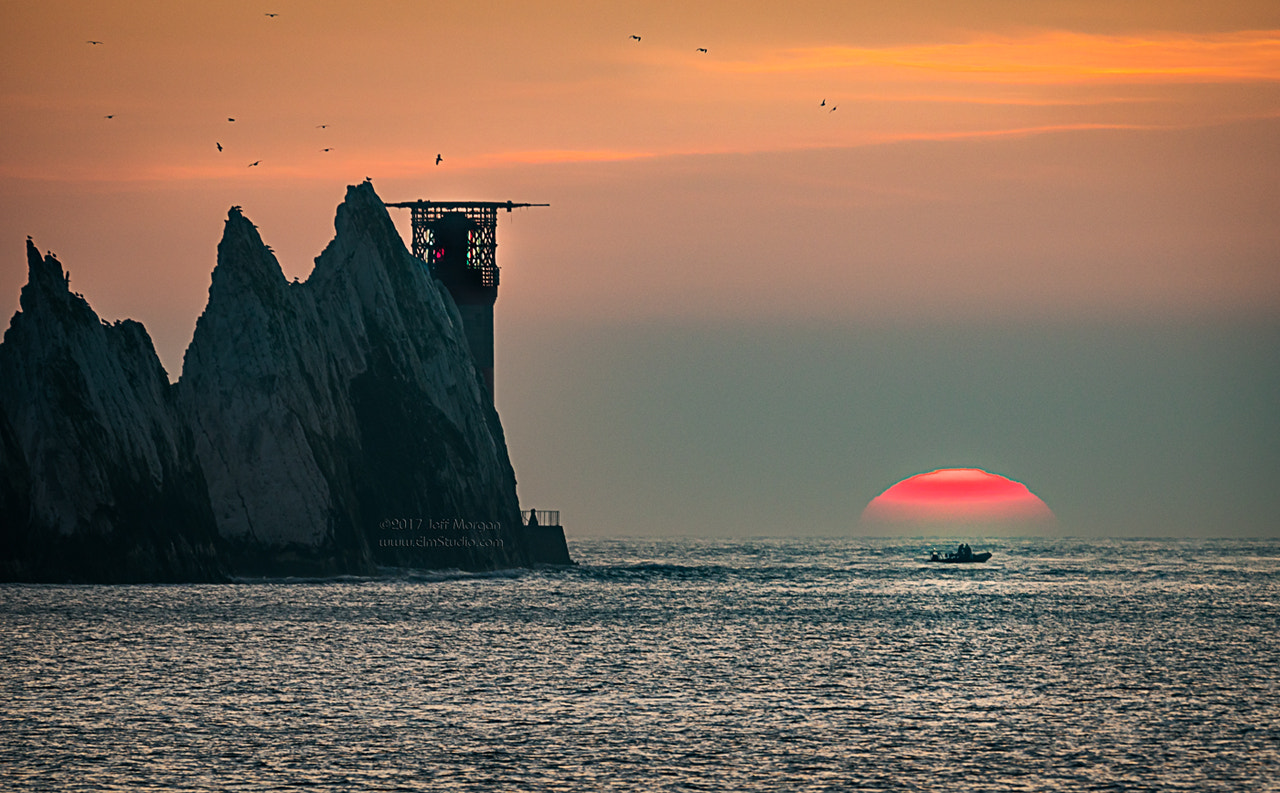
<box><xmin>321</xmin><ymin>148</ymin><xmax>332</xmax><ymax>152</ymax></box>
<box><xmin>228</xmin><ymin>117</ymin><xmax>235</xmax><ymax>122</ymax></box>
<box><xmin>265</xmin><ymin>13</ymin><xmax>278</xmax><ymax>18</ymax></box>
<box><xmin>829</xmin><ymin>105</ymin><xmax>837</xmax><ymax>112</ymax></box>
<box><xmin>216</xmin><ymin>142</ymin><xmax>222</xmax><ymax>151</ymax></box>
<box><xmin>819</xmin><ymin>99</ymin><xmax>825</xmax><ymax>107</ymax></box>
<box><xmin>86</xmin><ymin>40</ymin><xmax>103</xmax><ymax>45</ymax></box>
<box><xmin>103</xmin><ymin>114</ymin><xmax>114</xmax><ymax>119</ymax></box>
<box><xmin>435</xmin><ymin>154</ymin><xmax>442</xmax><ymax>165</ymax></box>
<box><xmin>630</xmin><ymin>35</ymin><xmax>641</xmax><ymax>42</ymax></box>
<box><xmin>248</xmin><ymin>161</ymin><xmax>260</xmax><ymax>167</ymax></box>
<box><xmin>315</xmin><ymin>124</ymin><xmax>328</xmax><ymax>129</ymax></box>
<box><xmin>696</xmin><ymin>48</ymin><xmax>707</xmax><ymax>53</ymax></box>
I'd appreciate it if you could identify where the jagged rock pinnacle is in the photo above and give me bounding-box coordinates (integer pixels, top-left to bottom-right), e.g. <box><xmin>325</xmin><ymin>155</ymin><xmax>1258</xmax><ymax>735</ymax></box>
<box><xmin>1</xmin><ymin>187</ymin><xmax>570</xmax><ymax>581</ymax></box>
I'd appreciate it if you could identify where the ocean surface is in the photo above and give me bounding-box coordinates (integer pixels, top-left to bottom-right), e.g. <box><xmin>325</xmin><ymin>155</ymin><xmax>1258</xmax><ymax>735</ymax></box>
<box><xmin>2</xmin><ymin>537</ymin><xmax>1278</xmax><ymax>792</ymax></box>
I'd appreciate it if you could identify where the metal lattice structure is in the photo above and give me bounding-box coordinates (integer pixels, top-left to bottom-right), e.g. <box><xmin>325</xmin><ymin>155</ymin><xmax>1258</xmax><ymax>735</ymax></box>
<box><xmin>385</xmin><ymin>200</ymin><xmax>548</xmax><ymax>288</ymax></box>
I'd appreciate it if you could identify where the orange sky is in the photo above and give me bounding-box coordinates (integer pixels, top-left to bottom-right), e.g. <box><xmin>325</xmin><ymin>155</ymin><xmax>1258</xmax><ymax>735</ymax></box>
<box><xmin>2</xmin><ymin>0</ymin><xmax>1279</xmax><ymax>369</ymax></box>
<box><xmin>2</xmin><ymin>1</ymin><xmax>1278</xmax><ymax>536</ymax></box>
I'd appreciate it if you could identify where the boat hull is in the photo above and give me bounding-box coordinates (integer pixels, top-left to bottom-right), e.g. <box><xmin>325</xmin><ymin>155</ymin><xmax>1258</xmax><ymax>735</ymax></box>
<box><xmin>929</xmin><ymin>552</ymin><xmax>992</xmax><ymax>563</ymax></box>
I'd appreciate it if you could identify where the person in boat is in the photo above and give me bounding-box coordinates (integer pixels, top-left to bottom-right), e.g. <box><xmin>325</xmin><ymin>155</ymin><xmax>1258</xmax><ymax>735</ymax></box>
<box><xmin>930</xmin><ymin>552</ymin><xmax>940</xmax><ymax>562</ymax></box>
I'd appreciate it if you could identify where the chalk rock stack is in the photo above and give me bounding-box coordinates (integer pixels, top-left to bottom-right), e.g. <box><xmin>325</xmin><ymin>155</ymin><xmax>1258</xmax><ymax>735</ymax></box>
<box><xmin>0</xmin><ymin>241</ymin><xmax>221</xmax><ymax>581</ymax></box>
<box><xmin>0</xmin><ymin>183</ymin><xmax>569</xmax><ymax>581</ymax></box>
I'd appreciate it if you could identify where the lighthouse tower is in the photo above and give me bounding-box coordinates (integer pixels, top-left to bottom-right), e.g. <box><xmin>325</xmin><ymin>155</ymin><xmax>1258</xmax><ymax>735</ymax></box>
<box><xmin>386</xmin><ymin>199</ymin><xmax>547</xmax><ymax>398</ymax></box>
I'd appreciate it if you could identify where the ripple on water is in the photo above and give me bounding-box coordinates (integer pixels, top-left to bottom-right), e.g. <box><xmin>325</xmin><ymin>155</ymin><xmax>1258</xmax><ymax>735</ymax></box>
<box><xmin>1</xmin><ymin>538</ymin><xmax>1278</xmax><ymax>791</ymax></box>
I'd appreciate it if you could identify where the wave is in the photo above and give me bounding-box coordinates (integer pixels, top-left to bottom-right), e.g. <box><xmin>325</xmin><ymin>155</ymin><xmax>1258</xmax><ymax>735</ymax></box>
<box><xmin>226</xmin><ymin>567</ymin><xmax>532</xmax><ymax>585</ymax></box>
<box><xmin>572</xmin><ymin>562</ymin><xmax>738</xmax><ymax>581</ymax></box>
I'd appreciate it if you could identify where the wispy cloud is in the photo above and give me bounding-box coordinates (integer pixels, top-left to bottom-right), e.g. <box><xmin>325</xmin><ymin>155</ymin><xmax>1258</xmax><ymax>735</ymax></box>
<box><xmin>863</xmin><ymin>122</ymin><xmax>1158</xmax><ymax>144</ymax></box>
<box><xmin>465</xmin><ymin>125</ymin><xmax>1164</xmax><ymax>172</ymax></box>
<box><xmin>473</xmin><ymin>149</ymin><xmax>661</xmax><ymax>167</ymax></box>
<box><xmin>718</xmin><ymin>30</ymin><xmax>1280</xmax><ymax>84</ymax></box>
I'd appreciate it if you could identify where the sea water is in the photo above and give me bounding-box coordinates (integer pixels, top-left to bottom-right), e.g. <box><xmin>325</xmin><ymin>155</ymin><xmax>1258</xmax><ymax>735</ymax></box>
<box><xmin>2</xmin><ymin>538</ymin><xmax>1277</xmax><ymax>792</ymax></box>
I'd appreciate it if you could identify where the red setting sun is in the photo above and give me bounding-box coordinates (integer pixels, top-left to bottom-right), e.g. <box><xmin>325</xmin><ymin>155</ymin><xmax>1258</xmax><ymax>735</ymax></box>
<box><xmin>862</xmin><ymin>468</ymin><xmax>1054</xmax><ymax>527</ymax></box>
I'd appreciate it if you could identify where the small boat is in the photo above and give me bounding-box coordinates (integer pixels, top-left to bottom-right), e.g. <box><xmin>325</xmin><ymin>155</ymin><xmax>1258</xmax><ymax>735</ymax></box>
<box><xmin>929</xmin><ymin>544</ymin><xmax>991</xmax><ymax>564</ymax></box>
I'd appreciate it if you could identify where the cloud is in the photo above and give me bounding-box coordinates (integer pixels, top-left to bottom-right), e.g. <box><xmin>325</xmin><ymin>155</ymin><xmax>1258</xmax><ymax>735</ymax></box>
<box><xmin>475</xmin><ymin>149</ymin><xmax>661</xmax><ymax>167</ymax></box>
<box><xmin>717</xmin><ymin>30</ymin><xmax>1280</xmax><ymax>84</ymax></box>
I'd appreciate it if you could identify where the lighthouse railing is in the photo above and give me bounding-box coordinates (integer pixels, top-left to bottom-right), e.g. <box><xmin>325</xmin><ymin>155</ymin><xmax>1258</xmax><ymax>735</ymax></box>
<box><xmin>522</xmin><ymin>509</ymin><xmax>560</xmax><ymax>528</ymax></box>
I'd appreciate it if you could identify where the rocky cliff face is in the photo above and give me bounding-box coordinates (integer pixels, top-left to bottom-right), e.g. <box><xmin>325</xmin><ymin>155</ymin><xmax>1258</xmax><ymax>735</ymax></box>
<box><xmin>0</xmin><ymin>241</ymin><xmax>221</xmax><ymax>582</ymax></box>
<box><xmin>1</xmin><ymin>183</ymin><xmax>569</xmax><ymax>581</ymax></box>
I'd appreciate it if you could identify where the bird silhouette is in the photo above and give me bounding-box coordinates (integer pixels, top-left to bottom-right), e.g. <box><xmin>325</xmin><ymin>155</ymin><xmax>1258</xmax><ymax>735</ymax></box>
<box><xmin>265</xmin><ymin>13</ymin><xmax>278</xmax><ymax>18</ymax></box>
<box><xmin>630</xmin><ymin>35</ymin><xmax>641</xmax><ymax>42</ymax></box>
<box><xmin>696</xmin><ymin>48</ymin><xmax>708</xmax><ymax>53</ymax></box>
<box><xmin>216</xmin><ymin>142</ymin><xmax>222</xmax><ymax>151</ymax></box>
<box><xmin>104</xmin><ymin>114</ymin><xmax>114</xmax><ymax>119</ymax></box>
<box><xmin>228</xmin><ymin>117</ymin><xmax>235</xmax><ymax>122</ymax></box>
<box><xmin>819</xmin><ymin>99</ymin><xmax>826</xmax><ymax>107</ymax></box>
<box><xmin>316</xmin><ymin>124</ymin><xmax>327</xmax><ymax>129</ymax></box>
<box><xmin>86</xmin><ymin>40</ymin><xmax>103</xmax><ymax>45</ymax></box>
<box><xmin>829</xmin><ymin>105</ymin><xmax>837</xmax><ymax>112</ymax></box>
<box><xmin>436</xmin><ymin>154</ymin><xmax>442</xmax><ymax>165</ymax></box>
<box><xmin>321</xmin><ymin>148</ymin><xmax>332</xmax><ymax>152</ymax></box>
<box><xmin>248</xmin><ymin>161</ymin><xmax>260</xmax><ymax>167</ymax></box>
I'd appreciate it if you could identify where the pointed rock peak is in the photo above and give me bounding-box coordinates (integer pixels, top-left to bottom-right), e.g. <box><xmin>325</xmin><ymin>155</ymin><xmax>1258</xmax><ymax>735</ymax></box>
<box><xmin>16</xmin><ymin>238</ymin><xmax>93</xmax><ymax>322</ymax></box>
<box><xmin>347</xmin><ymin>180</ymin><xmax>380</xmax><ymax>207</ymax></box>
<box><xmin>221</xmin><ymin>204</ymin><xmax>261</xmax><ymax>240</ymax></box>
<box><xmin>333</xmin><ymin>181</ymin><xmax>400</xmax><ymax>247</ymax></box>
<box><xmin>212</xmin><ymin>204</ymin><xmax>286</xmax><ymax>294</ymax></box>
<box><xmin>25</xmin><ymin>238</ymin><xmax>69</xmax><ymax>297</ymax></box>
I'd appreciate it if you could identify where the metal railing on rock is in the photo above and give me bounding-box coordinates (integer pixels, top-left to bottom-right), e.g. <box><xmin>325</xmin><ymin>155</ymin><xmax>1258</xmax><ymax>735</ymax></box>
<box><xmin>522</xmin><ymin>509</ymin><xmax>560</xmax><ymax>527</ymax></box>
